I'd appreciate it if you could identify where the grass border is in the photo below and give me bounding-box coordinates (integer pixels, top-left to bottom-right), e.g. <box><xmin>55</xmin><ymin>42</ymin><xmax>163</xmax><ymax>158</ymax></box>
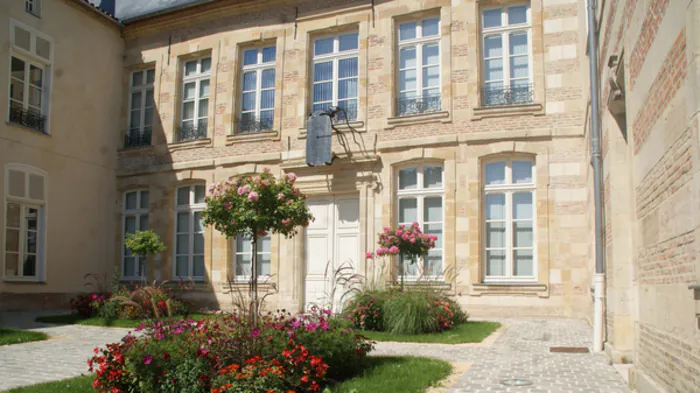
<box><xmin>356</xmin><ymin>321</ymin><xmax>501</xmax><ymax>344</ymax></box>
<box><xmin>0</xmin><ymin>327</ymin><xmax>48</xmax><ymax>346</ymax></box>
<box><xmin>34</xmin><ymin>313</ymin><xmax>211</xmax><ymax>329</ymax></box>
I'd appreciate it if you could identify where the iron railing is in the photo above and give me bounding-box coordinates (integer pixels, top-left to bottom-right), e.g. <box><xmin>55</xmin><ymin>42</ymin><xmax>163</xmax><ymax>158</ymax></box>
<box><xmin>178</xmin><ymin>124</ymin><xmax>207</xmax><ymax>142</ymax></box>
<box><xmin>396</xmin><ymin>95</ymin><xmax>442</xmax><ymax>117</ymax></box>
<box><xmin>237</xmin><ymin>116</ymin><xmax>273</xmax><ymax>134</ymax></box>
<box><xmin>481</xmin><ymin>84</ymin><xmax>534</xmax><ymax>107</ymax></box>
<box><xmin>333</xmin><ymin>102</ymin><xmax>358</xmax><ymax>123</ymax></box>
<box><xmin>9</xmin><ymin>103</ymin><xmax>46</xmax><ymax>134</ymax></box>
<box><xmin>124</xmin><ymin>129</ymin><xmax>152</xmax><ymax>149</ymax></box>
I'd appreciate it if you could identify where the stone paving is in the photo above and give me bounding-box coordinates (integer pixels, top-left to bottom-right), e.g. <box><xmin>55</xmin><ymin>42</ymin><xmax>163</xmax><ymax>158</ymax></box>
<box><xmin>373</xmin><ymin>317</ymin><xmax>632</xmax><ymax>393</ymax></box>
<box><xmin>0</xmin><ymin>312</ymin><xmax>131</xmax><ymax>391</ymax></box>
<box><xmin>0</xmin><ymin>314</ymin><xmax>631</xmax><ymax>393</ymax></box>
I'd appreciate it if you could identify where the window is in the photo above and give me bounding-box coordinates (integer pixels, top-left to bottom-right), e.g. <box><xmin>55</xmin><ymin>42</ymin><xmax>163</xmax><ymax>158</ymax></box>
<box><xmin>239</xmin><ymin>46</ymin><xmax>276</xmax><ymax>134</ymax></box>
<box><xmin>4</xmin><ymin>165</ymin><xmax>46</xmax><ymax>281</ymax></box>
<box><xmin>126</xmin><ymin>69</ymin><xmax>155</xmax><ymax>148</ymax></box>
<box><xmin>122</xmin><ymin>190</ymin><xmax>149</xmax><ymax>279</ymax></box>
<box><xmin>8</xmin><ymin>20</ymin><xmax>52</xmax><ymax>133</ymax></box>
<box><xmin>180</xmin><ymin>57</ymin><xmax>211</xmax><ymax>141</ymax></box>
<box><xmin>233</xmin><ymin>234</ymin><xmax>271</xmax><ymax>279</ymax></box>
<box><xmin>481</xmin><ymin>3</ymin><xmax>533</xmax><ymax>107</ymax></box>
<box><xmin>174</xmin><ymin>184</ymin><xmax>206</xmax><ymax>280</ymax></box>
<box><xmin>397</xmin><ymin>17</ymin><xmax>441</xmax><ymax>116</ymax></box>
<box><xmin>25</xmin><ymin>0</ymin><xmax>40</xmax><ymax>17</ymax></box>
<box><xmin>396</xmin><ymin>165</ymin><xmax>443</xmax><ymax>277</ymax></box>
<box><xmin>483</xmin><ymin>159</ymin><xmax>535</xmax><ymax>282</ymax></box>
<box><xmin>312</xmin><ymin>32</ymin><xmax>359</xmax><ymax>121</ymax></box>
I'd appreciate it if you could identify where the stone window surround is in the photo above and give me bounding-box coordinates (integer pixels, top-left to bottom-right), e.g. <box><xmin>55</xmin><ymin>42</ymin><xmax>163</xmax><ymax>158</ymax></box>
<box><xmin>171</xmin><ymin>49</ymin><xmax>215</xmax><ymax>147</ymax></box>
<box><xmin>121</xmin><ymin>189</ymin><xmax>150</xmax><ymax>281</ymax></box>
<box><xmin>471</xmin><ymin>0</ymin><xmax>545</xmax><ymax>120</ymax></box>
<box><xmin>173</xmin><ymin>183</ymin><xmax>207</xmax><ymax>281</ymax></box>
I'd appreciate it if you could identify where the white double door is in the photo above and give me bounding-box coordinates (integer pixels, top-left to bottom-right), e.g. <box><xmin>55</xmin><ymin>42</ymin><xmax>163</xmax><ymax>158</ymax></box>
<box><xmin>304</xmin><ymin>196</ymin><xmax>360</xmax><ymax>312</ymax></box>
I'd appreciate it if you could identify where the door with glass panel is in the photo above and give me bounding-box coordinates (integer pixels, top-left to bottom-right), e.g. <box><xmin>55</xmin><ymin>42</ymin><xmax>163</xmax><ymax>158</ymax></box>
<box><xmin>174</xmin><ymin>185</ymin><xmax>206</xmax><ymax>280</ymax></box>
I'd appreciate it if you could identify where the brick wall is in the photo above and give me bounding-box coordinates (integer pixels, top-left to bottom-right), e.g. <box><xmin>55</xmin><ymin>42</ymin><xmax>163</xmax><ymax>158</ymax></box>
<box><xmin>638</xmin><ymin>323</ymin><xmax>700</xmax><ymax>393</ymax></box>
<box><xmin>628</xmin><ymin>0</ymin><xmax>671</xmax><ymax>90</ymax></box>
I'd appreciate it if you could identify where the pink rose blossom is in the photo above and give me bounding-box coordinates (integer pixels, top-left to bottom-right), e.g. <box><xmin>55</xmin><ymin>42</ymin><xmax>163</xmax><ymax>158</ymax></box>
<box><xmin>281</xmin><ymin>218</ymin><xmax>291</xmax><ymax>225</ymax></box>
<box><xmin>278</xmin><ymin>193</ymin><xmax>286</xmax><ymax>201</ymax></box>
<box><xmin>248</xmin><ymin>191</ymin><xmax>259</xmax><ymax>202</ymax></box>
<box><xmin>286</xmin><ymin>173</ymin><xmax>297</xmax><ymax>182</ymax></box>
<box><xmin>365</xmin><ymin>251</ymin><xmax>373</xmax><ymax>259</ymax></box>
<box><xmin>142</xmin><ymin>354</ymin><xmax>152</xmax><ymax>365</ymax></box>
<box><xmin>388</xmin><ymin>246</ymin><xmax>400</xmax><ymax>255</ymax></box>
<box><xmin>410</xmin><ymin>238</ymin><xmax>416</xmax><ymax>243</ymax></box>
<box><xmin>412</xmin><ymin>221</ymin><xmax>419</xmax><ymax>228</ymax></box>
<box><xmin>396</xmin><ymin>230</ymin><xmax>403</xmax><ymax>236</ymax></box>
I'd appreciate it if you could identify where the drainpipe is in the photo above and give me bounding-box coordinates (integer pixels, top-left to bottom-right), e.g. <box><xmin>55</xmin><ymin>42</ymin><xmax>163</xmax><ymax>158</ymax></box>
<box><xmin>587</xmin><ymin>0</ymin><xmax>606</xmax><ymax>353</ymax></box>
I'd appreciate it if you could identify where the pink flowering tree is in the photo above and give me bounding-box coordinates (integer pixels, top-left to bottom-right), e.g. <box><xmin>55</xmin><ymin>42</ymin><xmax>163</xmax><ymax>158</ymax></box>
<box><xmin>368</xmin><ymin>223</ymin><xmax>437</xmax><ymax>291</ymax></box>
<box><xmin>201</xmin><ymin>169</ymin><xmax>313</xmax><ymax>324</ymax></box>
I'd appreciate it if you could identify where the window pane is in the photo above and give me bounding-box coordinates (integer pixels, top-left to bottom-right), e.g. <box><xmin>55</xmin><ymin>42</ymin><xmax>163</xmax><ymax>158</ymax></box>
<box><xmin>399</xmin><ymin>198</ymin><xmax>418</xmax><ymax>223</ymax></box>
<box><xmin>176</xmin><ymin>234</ymin><xmax>189</xmax><ymax>254</ymax></box>
<box><xmin>176</xmin><ymin>256</ymin><xmax>189</xmax><ymax>277</ymax></box>
<box><xmin>261</xmin><ymin>69</ymin><xmax>275</xmax><ymax>89</ymax></box>
<box><xmin>398</xmin><ymin>168</ymin><xmax>418</xmax><ymax>190</ymax></box>
<box><xmin>485</xmin><ymin>59</ymin><xmax>503</xmax><ymax>82</ymax></box>
<box><xmin>184</xmin><ymin>60</ymin><xmax>197</xmax><ymax>76</ymax></box>
<box><xmin>5</xmin><ymin>229</ymin><xmax>19</xmax><ymax>252</ymax></box>
<box><xmin>422</xmin><ymin>18</ymin><xmax>439</xmax><ymax>37</ymax></box>
<box><xmin>198</xmin><ymin>99</ymin><xmax>209</xmax><ymax>118</ymax></box>
<box><xmin>11</xmin><ymin>57</ymin><xmax>25</xmax><ymax>81</ymax></box>
<box><xmin>176</xmin><ymin>211</ymin><xmax>190</xmax><ymax>231</ymax></box>
<box><xmin>485</xmin><ymin>162</ymin><xmax>505</xmax><ymax>185</ymax></box>
<box><xmin>511</xmin><ymin>55</ymin><xmax>529</xmax><ymax>79</ymax></box>
<box><xmin>399</xmin><ymin>47</ymin><xmax>416</xmax><ymax>69</ymax></box>
<box><xmin>338</xmin><ymin>99</ymin><xmax>357</xmax><ymax>120</ymax></box>
<box><xmin>338</xmin><ymin>58</ymin><xmax>358</xmax><ymax>78</ymax></box>
<box><xmin>242</xmin><ymin>71</ymin><xmax>257</xmax><ymax>92</ymax></box>
<box><xmin>424</xmin><ymin>224</ymin><xmax>442</xmax><ymax>250</ymax></box>
<box><xmin>314</xmin><ymin>37</ymin><xmax>334</xmax><ymax>56</ymax></box>
<box><xmin>28</xmin><ymin>65</ymin><xmax>41</xmax><ymax>88</ymax></box>
<box><xmin>36</xmin><ymin>37</ymin><xmax>51</xmax><ymax>60</ymax></box>
<box><xmin>123</xmin><ymin>256</ymin><xmax>135</xmax><ymax>277</ymax></box>
<box><xmin>483</xmin><ymin>9</ymin><xmax>502</xmax><ymax>29</ymax></box>
<box><xmin>400</xmin><ymin>69</ymin><xmax>417</xmax><ymax>91</ymax></box>
<box><xmin>510</xmin><ymin>33</ymin><xmax>528</xmax><ymax>55</ymax></box>
<box><xmin>512</xmin><ymin>161</ymin><xmax>533</xmax><ymax>184</ymax></box>
<box><xmin>23</xmin><ymin>255</ymin><xmax>36</xmax><ymax>277</ymax></box>
<box><xmin>139</xmin><ymin>215</ymin><xmax>149</xmax><ymax>231</ymax></box>
<box><xmin>125</xmin><ymin>216</ymin><xmax>136</xmax><ymax>234</ymax></box>
<box><xmin>125</xmin><ymin>192</ymin><xmax>138</xmax><ymax>210</ymax></box>
<box><xmin>236</xmin><ymin>254</ymin><xmax>251</xmax><ymax>276</ymax></box>
<box><xmin>422</xmin><ymin>44</ymin><xmax>439</xmax><ymax>65</ymax></box>
<box><xmin>514</xmin><ymin>250</ymin><xmax>533</xmax><ymax>276</ymax></box>
<box><xmin>193</xmin><ymin>255</ymin><xmax>205</xmax><ymax>277</ymax></box>
<box><xmin>130</xmin><ymin>92</ymin><xmax>143</xmax><ymax>110</ymax></box>
<box><xmin>399</xmin><ymin>22</ymin><xmax>417</xmax><ymax>41</ymax></box>
<box><xmin>339</xmin><ymin>33</ymin><xmax>359</xmax><ymax>51</ymax></box>
<box><xmin>25</xmin><ymin>207</ymin><xmax>38</xmax><ymax>231</ymax></box>
<box><xmin>237</xmin><ymin>235</ymin><xmax>252</xmax><ymax>253</ymax></box>
<box><xmin>485</xmin><ymin>194</ymin><xmax>505</xmax><ymax>220</ymax></box>
<box><xmin>261</xmin><ymin>90</ymin><xmax>275</xmax><ymax>110</ymax></box>
<box><xmin>486</xmin><ymin>222</ymin><xmax>505</xmax><ymax>248</ymax></box>
<box><xmin>199</xmin><ymin>79</ymin><xmax>210</xmax><ymax>97</ymax></box>
<box><xmin>260</xmin><ymin>110</ymin><xmax>274</xmax><ymax>128</ymax></box>
<box><xmin>258</xmin><ymin>235</ymin><xmax>271</xmax><ymax>253</ymax></box>
<box><xmin>132</xmin><ymin>71</ymin><xmax>143</xmax><ymax>87</ymax></box>
<box><xmin>14</xmin><ymin>26</ymin><xmax>31</xmax><ymax>51</ymax></box>
<box><xmin>193</xmin><ymin>233</ymin><xmax>204</xmax><ymax>254</ymax></box>
<box><xmin>6</xmin><ymin>203</ymin><xmax>20</xmax><ymax>228</ymax></box>
<box><xmin>483</xmin><ymin>35</ymin><xmax>502</xmax><ymax>58</ymax></box>
<box><xmin>486</xmin><ymin>250</ymin><xmax>506</xmax><ymax>276</ymax></box>
<box><xmin>313</xmin><ymin>82</ymin><xmax>332</xmax><ymax>103</ymax></box>
<box><xmin>424</xmin><ymin>166</ymin><xmax>442</xmax><ymax>188</ymax></box>
<box><xmin>242</xmin><ymin>92</ymin><xmax>256</xmax><ymax>111</ymax></box>
<box><xmin>262</xmin><ymin>46</ymin><xmax>276</xmax><ymax>63</ymax></box>
<box><xmin>28</xmin><ymin>86</ymin><xmax>41</xmax><ymax>109</ymax></box>
<box><xmin>28</xmin><ymin>174</ymin><xmax>44</xmax><ymax>201</ymax></box>
<box><xmin>244</xmin><ymin>49</ymin><xmax>258</xmax><ymax>65</ymax></box>
<box><xmin>513</xmin><ymin>192</ymin><xmax>533</xmax><ymax>219</ymax></box>
<box><xmin>514</xmin><ymin>221</ymin><xmax>533</xmax><ymax>248</ymax></box>
<box><xmin>508</xmin><ymin>6</ymin><xmax>528</xmax><ymax>25</ymax></box>
<box><xmin>313</xmin><ymin>102</ymin><xmax>331</xmax><ymax>114</ymax></box>
<box><xmin>314</xmin><ymin>61</ymin><xmax>333</xmax><ymax>82</ymax></box>
<box><xmin>182</xmin><ymin>102</ymin><xmax>195</xmax><ymax>120</ymax></box>
<box><xmin>425</xmin><ymin>251</ymin><xmax>442</xmax><ymax>276</ymax></box>
<box><xmin>338</xmin><ymin>79</ymin><xmax>357</xmax><ymax>99</ymax></box>
<box><xmin>26</xmin><ymin>231</ymin><xmax>37</xmax><ymax>254</ymax></box>
<box><xmin>201</xmin><ymin>57</ymin><xmax>211</xmax><ymax>73</ymax></box>
<box><xmin>258</xmin><ymin>253</ymin><xmax>271</xmax><ymax>276</ymax></box>
<box><xmin>146</xmin><ymin>69</ymin><xmax>155</xmax><ymax>84</ymax></box>
<box><xmin>183</xmin><ymin>82</ymin><xmax>196</xmax><ymax>100</ymax></box>
<box><xmin>423</xmin><ymin>66</ymin><xmax>440</xmax><ymax>88</ymax></box>
<box><xmin>10</xmin><ymin>78</ymin><xmax>24</xmax><ymax>102</ymax></box>
<box><xmin>424</xmin><ymin>197</ymin><xmax>442</xmax><ymax>222</ymax></box>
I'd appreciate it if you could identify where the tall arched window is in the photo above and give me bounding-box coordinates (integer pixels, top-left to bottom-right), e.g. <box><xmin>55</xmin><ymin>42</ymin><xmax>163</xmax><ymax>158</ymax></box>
<box><xmin>4</xmin><ymin>164</ymin><xmax>47</xmax><ymax>281</ymax></box>
<box><xmin>122</xmin><ymin>190</ymin><xmax>149</xmax><ymax>279</ymax></box>
<box><xmin>174</xmin><ymin>184</ymin><xmax>206</xmax><ymax>280</ymax></box>
<box><xmin>483</xmin><ymin>158</ymin><xmax>536</xmax><ymax>282</ymax></box>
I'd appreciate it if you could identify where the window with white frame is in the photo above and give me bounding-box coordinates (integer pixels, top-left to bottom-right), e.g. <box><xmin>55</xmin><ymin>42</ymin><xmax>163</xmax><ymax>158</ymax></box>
<box><xmin>122</xmin><ymin>190</ymin><xmax>149</xmax><ymax>279</ymax></box>
<box><xmin>4</xmin><ymin>164</ymin><xmax>46</xmax><ymax>281</ymax></box>
<box><xmin>180</xmin><ymin>57</ymin><xmax>211</xmax><ymax>141</ymax></box>
<box><xmin>25</xmin><ymin>0</ymin><xmax>40</xmax><ymax>17</ymax></box>
<box><xmin>233</xmin><ymin>234</ymin><xmax>271</xmax><ymax>279</ymax></box>
<box><xmin>396</xmin><ymin>165</ymin><xmax>443</xmax><ymax>277</ymax></box>
<box><xmin>239</xmin><ymin>46</ymin><xmax>276</xmax><ymax>134</ymax></box>
<box><xmin>312</xmin><ymin>32</ymin><xmax>359</xmax><ymax>121</ymax></box>
<box><xmin>397</xmin><ymin>17</ymin><xmax>441</xmax><ymax>116</ymax></box>
<box><xmin>481</xmin><ymin>3</ymin><xmax>532</xmax><ymax>107</ymax></box>
<box><xmin>9</xmin><ymin>20</ymin><xmax>52</xmax><ymax>133</ymax></box>
<box><xmin>126</xmin><ymin>69</ymin><xmax>155</xmax><ymax>148</ymax></box>
<box><xmin>174</xmin><ymin>184</ymin><xmax>206</xmax><ymax>280</ymax></box>
<box><xmin>483</xmin><ymin>158</ymin><xmax>536</xmax><ymax>281</ymax></box>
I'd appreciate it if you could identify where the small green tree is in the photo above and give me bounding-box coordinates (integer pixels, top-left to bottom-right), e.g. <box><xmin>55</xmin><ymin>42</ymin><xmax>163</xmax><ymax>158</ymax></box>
<box><xmin>201</xmin><ymin>169</ymin><xmax>313</xmax><ymax>325</ymax></box>
<box><xmin>124</xmin><ymin>230</ymin><xmax>166</xmax><ymax>278</ymax></box>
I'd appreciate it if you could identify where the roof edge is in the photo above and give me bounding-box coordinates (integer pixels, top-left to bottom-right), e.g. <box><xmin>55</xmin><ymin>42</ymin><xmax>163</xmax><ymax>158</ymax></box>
<box><xmin>121</xmin><ymin>0</ymin><xmax>220</xmax><ymax>24</ymax></box>
<box><xmin>72</xmin><ymin>0</ymin><xmax>123</xmax><ymax>27</ymax></box>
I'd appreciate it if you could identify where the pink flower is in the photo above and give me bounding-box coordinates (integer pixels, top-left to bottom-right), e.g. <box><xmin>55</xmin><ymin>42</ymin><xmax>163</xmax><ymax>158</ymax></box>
<box><xmin>396</xmin><ymin>230</ymin><xmax>403</xmax><ymax>236</ymax></box>
<box><xmin>278</xmin><ymin>193</ymin><xmax>286</xmax><ymax>201</ymax></box>
<box><xmin>248</xmin><ymin>191</ymin><xmax>259</xmax><ymax>202</ymax></box>
<box><xmin>376</xmin><ymin>247</ymin><xmax>384</xmax><ymax>256</ymax></box>
<box><xmin>251</xmin><ymin>328</ymin><xmax>261</xmax><ymax>338</ymax></box>
<box><xmin>230</xmin><ymin>218</ymin><xmax>236</xmax><ymax>225</ymax></box>
<box><xmin>224</xmin><ymin>202</ymin><xmax>233</xmax><ymax>209</ymax></box>
<box><xmin>293</xmin><ymin>188</ymin><xmax>301</xmax><ymax>196</ymax></box>
<box><xmin>402</xmin><ymin>234</ymin><xmax>409</xmax><ymax>241</ymax></box>
<box><xmin>365</xmin><ymin>251</ymin><xmax>373</xmax><ymax>259</ymax></box>
<box><xmin>410</xmin><ymin>238</ymin><xmax>416</xmax><ymax>243</ymax></box>
<box><xmin>237</xmin><ymin>186</ymin><xmax>246</xmax><ymax>196</ymax></box>
<box><xmin>281</xmin><ymin>218</ymin><xmax>291</xmax><ymax>225</ymax></box>
<box><xmin>286</xmin><ymin>173</ymin><xmax>297</xmax><ymax>182</ymax></box>
<box><xmin>142</xmin><ymin>354</ymin><xmax>152</xmax><ymax>365</ymax></box>
<box><xmin>412</xmin><ymin>221</ymin><xmax>419</xmax><ymax>228</ymax></box>
<box><xmin>388</xmin><ymin>246</ymin><xmax>399</xmax><ymax>254</ymax></box>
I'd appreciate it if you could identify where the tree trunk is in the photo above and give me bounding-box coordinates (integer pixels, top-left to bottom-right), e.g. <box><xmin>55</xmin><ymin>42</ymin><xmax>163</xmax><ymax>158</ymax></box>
<box><xmin>250</xmin><ymin>233</ymin><xmax>259</xmax><ymax>326</ymax></box>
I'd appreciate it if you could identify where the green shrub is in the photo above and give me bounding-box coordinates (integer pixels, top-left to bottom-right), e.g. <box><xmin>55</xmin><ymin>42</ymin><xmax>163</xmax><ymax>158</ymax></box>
<box><xmin>382</xmin><ymin>291</ymin><xmax>436</xmax><ymax>334</ymax></box>
<box><xmin>343</xmin><ymin>291</ymin><xmax>386</xmax><ymax>331</ymax></box>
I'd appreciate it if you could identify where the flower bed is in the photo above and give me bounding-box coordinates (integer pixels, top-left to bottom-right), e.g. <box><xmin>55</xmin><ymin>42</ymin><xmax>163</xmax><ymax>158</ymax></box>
<box><xmin>89</xmin><ymin>308</ymin><xmax>373</xmax><ymax>393</ymax></box>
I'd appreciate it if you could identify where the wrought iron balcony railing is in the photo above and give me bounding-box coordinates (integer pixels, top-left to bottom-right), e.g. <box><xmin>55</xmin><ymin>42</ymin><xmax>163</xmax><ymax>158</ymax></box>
<box><xmin>178</xmin><ymin>124</ymin><xmax>207</xmax><ymax>142</ymax></box>
<box><xmin>396</xmin><ymin>95</ymin><xmax>442</xmax><ymax>117</ymax></box>
<box><xmin>9</xmin><ymin>103</ymin><xmax>47</xmax><ymax>134</ymax></box>
<box><xmin>124</xmin><ymin>129</ymin><xmax>152</xmax><ymax>149</ymax></box>
<box><xmin>333</xmin><ymin>101</ymin><xmax>358</xmax><ymax>123</ymax></box>
<box><xmin>481</xmin><ymin>84</ymin><xmax>534</xmax><ymax>107</ymax></box>
<box><xmin>237</xmin><ymin>116</ymin><xmax>274</xmax><ymax>135</ymax></box>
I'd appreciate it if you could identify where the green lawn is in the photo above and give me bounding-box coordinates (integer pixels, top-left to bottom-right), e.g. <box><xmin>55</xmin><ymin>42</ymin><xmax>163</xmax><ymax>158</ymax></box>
<box><xmin>3</xmin><ymin>357</ymin><xmax>451</xmax><ymax>393</ymax></box>
<box><xmin>34</xmin><ymin>313</ymin><xmax>212</xmax><ymax>328</ymax></box>
<box><xmin>358</xmin><ymin>321</ymin><xmax>501</xmax><ymax>344</ymax></box>
<box><xmin>0</xmin><ymin>327</ymin><xmax>48</xmax><ymax>346</ymax></box>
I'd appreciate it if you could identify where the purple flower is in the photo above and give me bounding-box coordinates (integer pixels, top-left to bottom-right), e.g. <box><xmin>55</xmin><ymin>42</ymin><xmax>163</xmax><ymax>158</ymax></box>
<box><xmin>291</xmin><ymin>319</ymin><xmax>302</xmax><ymax>329</ymax></box>
<box><xmin>320</xmin><ymin>321</ymin><xmax>330</xmax><ymax>331</ymax></box>
<box><xmin>143</xmin><ymin>354</ymin><xmax>152</xmax><ymax>365</ymax></box>
<box><xmin>322</xmin><ymin>309</ymin><xmax>332</xmax><ymax>315</ymax></box>
<box><xmin>306</xmin><ymin>322</ymin><xmax>318</xmax><ymax>332</ymax></box>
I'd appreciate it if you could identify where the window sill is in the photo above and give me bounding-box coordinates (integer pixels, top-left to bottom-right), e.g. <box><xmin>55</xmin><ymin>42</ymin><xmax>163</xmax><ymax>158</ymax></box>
<box><xmin>226</xmin><ymin>130</ymin><xmax>279</xmax><ymax>145</ymax></box>
<box><xmin>167</xmin><ymin>138</ymin><xmax>212</xmax><ymax>151</ymax></box>
<box><xmin>472</xmin><ymin>103</ymin><xmax>544</xmax><ymax>120</ymax></box>
<box><xmin>471</xmin><ymin>282</ymin><xmax>547</xmax><ymax>297</ymax></box>
<box><xmin>297</xmin><ymin>121</ymin><xmax>365</xmax><ymax>139</ymax></box>
<box><xmin>118</xmin><ymin>145</ymin><xmax>154</xmax><ymax>154</ymax></box>
<box><xmin>5</xmin><ymin>121</ymin><xmax>50</xmax><ymax>136</ymax></box>
<box><xmin>3</xmin><ymin>278</ymin><xmax>45</xmax><ymax>284</ymax></box>
<box><xmin>385</xmin><ymin>111</ymin><xmax>450</xmax><ymax>128</ymax></box>
<box><xmin>220</xmin><ymin>281</ymin><xmax>277</xmax><ymax>292</ymax></box>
